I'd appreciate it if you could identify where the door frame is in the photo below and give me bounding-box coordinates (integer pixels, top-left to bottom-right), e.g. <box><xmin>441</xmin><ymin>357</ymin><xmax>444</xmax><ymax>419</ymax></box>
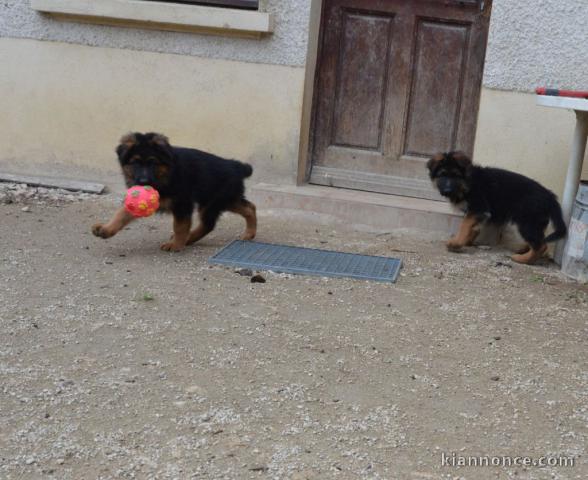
<box><xmin>296</xmin><ymin>0</ymin><xmax>492</xmax><ymax>188</ymax></box>
<box><xmin>296</xmin><ymin>0</ymin><xmax>325</xmax><ymax>185</ymax></box>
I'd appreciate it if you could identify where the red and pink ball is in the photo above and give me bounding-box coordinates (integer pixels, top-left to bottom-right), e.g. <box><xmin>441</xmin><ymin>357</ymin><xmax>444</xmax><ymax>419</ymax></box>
<box><xmin>124</xmin><ymin>185</ymin><xmax>160</xmax><ymax>217</ymax></box>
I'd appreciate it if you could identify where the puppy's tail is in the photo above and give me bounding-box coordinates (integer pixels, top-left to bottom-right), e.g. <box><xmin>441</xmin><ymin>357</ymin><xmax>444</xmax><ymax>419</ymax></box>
<box><xmin>545</xmin><ymin>203</ymin><xmax>567</xmax><ymax>243</ymax></box>
<box><xmin>240</xmin><ymin>162</ymin><xmax>253</xmax><ymax>179</ymax></box>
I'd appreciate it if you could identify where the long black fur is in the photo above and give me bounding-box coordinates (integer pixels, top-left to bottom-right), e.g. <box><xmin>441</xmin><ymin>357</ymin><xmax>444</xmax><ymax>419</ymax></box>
<box><xmin>427</xmin><ymin>151</ymin><xmax>566</xmax><ymax>251</ymax></box>
<box><xmin>81</xmin><ymin>131</ymin><xmax>259</xmax><ymax>252</ymax></box>
<box><xmin>116</xmin><ymin>132</ymin><xmax>254</xmax><ymax>233</ymax></box>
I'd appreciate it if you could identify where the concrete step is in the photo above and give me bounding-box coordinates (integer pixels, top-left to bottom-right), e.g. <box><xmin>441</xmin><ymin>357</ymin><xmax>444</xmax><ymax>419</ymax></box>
<box><xmin>250</xmin><ymin>182</ymin><xmax>461</xmax><ymax>234</ymax></box>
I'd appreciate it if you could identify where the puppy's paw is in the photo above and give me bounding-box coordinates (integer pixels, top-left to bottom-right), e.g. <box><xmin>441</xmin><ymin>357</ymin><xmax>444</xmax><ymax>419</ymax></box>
<box><xmin>160</xmin><ymin>241</ymin><xmax>184</xmax><ymax>252</ymax></box>
<box><xmin>511</xmin><ymin>245</ymin><xmax>547</xmax><ymax>264</ymax></box>
<box><xmin>92</xmin><ymin>223</ymin><xmax>113</xmax><ymax>239</ymax></box>
<box><xmin>240</xmin><ymin>230</ymin><xmax>256</xmax><ymax>241</ymax></box>
<box><xmin>514</xmin><ymin>244</ymin><xmax>531</xmax><ymax>255</ymax></box>
<box><xmin>511</xmin><ymin>253</ymin><xmax>535</xmax><ymax>264</ymax></box>
<box><xmin>446</xmin><ymin>239</ymin><xmax>465</xmax><ymax>252</ymax></box>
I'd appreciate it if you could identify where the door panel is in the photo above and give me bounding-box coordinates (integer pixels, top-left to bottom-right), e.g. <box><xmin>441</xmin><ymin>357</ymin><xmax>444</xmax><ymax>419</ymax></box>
<box><xmin>403</xmin><ymin>20</ymin><xmax>469</xmax><ymax>157</ymax></box>
<box><xmin>309</xmin><ymin>0</ymin><xmax>492</xmax><ymax>200</ymax></box>
<box><xmin>332</xmin><ymin>12</ymin><xmax>393</xmax><ymax>151</ymax></box>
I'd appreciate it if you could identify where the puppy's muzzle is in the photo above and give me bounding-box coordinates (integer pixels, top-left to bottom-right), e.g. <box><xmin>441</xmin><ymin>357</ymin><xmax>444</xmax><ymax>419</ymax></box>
<box><xmin>134</xmin><ymin>166</ymin><xmax>154</xmax><ymax>186</ymax></box>
<box><xmin>437</xmin><ymin>177</ymin><xmax>458</xmax><ymax>197</ymax></box>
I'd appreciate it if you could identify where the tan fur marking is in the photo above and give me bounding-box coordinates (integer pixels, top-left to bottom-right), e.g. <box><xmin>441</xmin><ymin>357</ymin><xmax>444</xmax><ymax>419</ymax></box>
<box><xmin>122</xmin><ymin>165</ymin><xmax>134</xmax><ymax>184</ymax></box>
<box><xmin>186</xmin><ymin>208</ymin><xmax>212</xmax><ymax>245</ymax></box>
<box><xmin>92</xmin><ymin>206</ymin><xmax>135</xmax><ymax>239</ymax></box>
<box><xmin>427</xmin><ymin>153</ymin><xmax>444</xmax><ymax>171</ymax></box>
<box><xmin>511</xmin><ymin>244</ymin><xmax>547</xmax><ymax>264</ymax></box>
<box><xmin>155</xmin><ymin>164</ymin><xmax>170</xmax><ymax>183</ymax></box>
<box><xmin>228</xmin><ymin>200</ymin><xmax>257</xmax><ymax>240</ymax></box>
<box><xmin>160</xmin><ymin>216</ymin><xmax>192</xmax><ymax>252</ymax></box>
<box><xmin>119</xmin><ymin>133</ymin><xmax>137</xmax><ymax>149</ymax></box>
<box><xmin>446</xmin><ymin>213</ymin><xmax>480</xmax><ymax>251</ymax></box>
<box><xmin>515</xmin><ymin>244</ymin><xmax>531</xmax><ymax>255</ymax></box>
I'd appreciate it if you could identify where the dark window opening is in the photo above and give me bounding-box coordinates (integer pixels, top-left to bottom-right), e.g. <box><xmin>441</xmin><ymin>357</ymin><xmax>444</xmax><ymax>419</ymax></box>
<box><xmin>147</xmin><ymin>0</ymin><xmax>259</xmax><ymax>10</ymax></box>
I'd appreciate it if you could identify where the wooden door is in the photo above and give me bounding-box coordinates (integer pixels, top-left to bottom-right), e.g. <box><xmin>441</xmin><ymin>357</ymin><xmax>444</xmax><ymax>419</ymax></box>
<box><xmin>309</xmin><ymin>0</ymin><xmax>492</xmax><ymax>200</ymax></box>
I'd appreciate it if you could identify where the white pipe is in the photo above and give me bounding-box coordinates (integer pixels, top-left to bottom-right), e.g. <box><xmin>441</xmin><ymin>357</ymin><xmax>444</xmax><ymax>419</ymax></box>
<box><xmin>555</xmin><ymin>111</ymin><xmax>588</xmax><ymax>264</ymax></box>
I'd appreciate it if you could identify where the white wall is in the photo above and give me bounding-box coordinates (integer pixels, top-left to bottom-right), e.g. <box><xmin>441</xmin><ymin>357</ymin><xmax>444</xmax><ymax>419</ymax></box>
<box><xmin>474</xmin><ymin>0</ymin><xmax>588</xmax><ymax>198</ymax></box>
<box><xmin>0</xmin><ymin>0</ymin><xmax>312</xmax><ymax>66</ymax></box>
<box><xmin>483</xmin><ymin>0</ymin><xmax>588</xmax><ymax>91</ymax></box>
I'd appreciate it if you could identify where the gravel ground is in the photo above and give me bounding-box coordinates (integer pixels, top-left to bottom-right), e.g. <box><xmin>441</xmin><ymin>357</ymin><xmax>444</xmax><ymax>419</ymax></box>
<box><xmin>0</xmin><ymin>187</ymin><xmax>586</xmax><ymax>480</ymax></box>
<box><xmin>0</xmin><ymin>182</ymin><xmax>97</xmax><ymax>206</ymax></box>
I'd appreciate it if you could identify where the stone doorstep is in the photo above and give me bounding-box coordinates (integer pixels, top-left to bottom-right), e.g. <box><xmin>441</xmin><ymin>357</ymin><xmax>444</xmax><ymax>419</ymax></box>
<box><xmin>250</xmin><ymin>182</ymin><xmax>461</xmax><ymax>234</ymax></box>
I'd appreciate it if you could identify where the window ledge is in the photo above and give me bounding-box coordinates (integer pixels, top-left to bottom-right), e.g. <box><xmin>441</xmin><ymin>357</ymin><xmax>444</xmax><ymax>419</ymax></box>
<box><xmin>31</xmin><ymin>0</ymin><xmax>274</xmax><ymax>38</ymax></box>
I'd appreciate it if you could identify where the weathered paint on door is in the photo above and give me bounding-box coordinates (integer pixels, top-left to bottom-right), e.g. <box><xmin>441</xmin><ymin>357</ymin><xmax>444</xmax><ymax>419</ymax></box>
<box><xmin>310</xmin><ymin>0</ymin><xmax>492</xmax><ymax>200</ymax></box>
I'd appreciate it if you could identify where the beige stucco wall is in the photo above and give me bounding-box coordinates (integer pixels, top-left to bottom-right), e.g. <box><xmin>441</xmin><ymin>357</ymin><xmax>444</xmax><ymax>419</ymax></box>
<box><xmin>1</xmin><ymin>36</ymin><xmax>586</xmax><ymax>200</ymax></box>
<box><xmin>473</xmin><ymin>88</ymin><xmax>588</xmax><ymax>197</ymax></box>
<box><xmin>0</xmin><ymin>37</ymin><xmax>305</xmax><ymax>184</ymax></box>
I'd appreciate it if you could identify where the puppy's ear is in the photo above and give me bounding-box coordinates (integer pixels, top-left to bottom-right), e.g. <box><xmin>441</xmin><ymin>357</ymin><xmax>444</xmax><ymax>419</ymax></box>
<box><xmin>116</xmin><ymin>132</ymin><xmax>138</xmax><ymax>160</ymax></box>
<box><xmin>426</xmin><ymin>153</ymin><xmax>444</xmax><ymax>173</ymax></box>
<box><xmin>149</xmin><ymin>133</ymin><xmax>170</xmax><ymax>147</ymax></box>
<box><xmin>451</xmin><ymin>151</ymin><xmax>472</xmax><ymax>170</ymax></box>
<box><xmin>147</xmin><ymin>133</ymin><xmax>174</xmax><ymax>158</ymax></box>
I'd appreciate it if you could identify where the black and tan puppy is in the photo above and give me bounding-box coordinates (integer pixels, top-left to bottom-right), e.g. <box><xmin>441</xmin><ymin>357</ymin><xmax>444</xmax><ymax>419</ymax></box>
<box><xmin>92</xmin><ymin>132</ymin><xmax>257</xmax><ymax>251</ymax></box>
<box><xmin>427</xmin><ymin>151</ymin><xmax>566</xmax><ymax>264</ymax></box>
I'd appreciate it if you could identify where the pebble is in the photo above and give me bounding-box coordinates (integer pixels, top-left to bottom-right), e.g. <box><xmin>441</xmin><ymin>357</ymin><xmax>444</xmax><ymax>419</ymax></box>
<box><xmin>494</xmin><ymin>261</ymin><xmax>512</xmax><ymax>268</ymax></box>
<box><xmin>186</xmin><ymin>385</ymin><xmax>205</xmax><ymax>395</ymax></box>
<box><xmin>235</xmin><ymin>268</ymin><xmax>253</xmax><ymax>277</ymax></box>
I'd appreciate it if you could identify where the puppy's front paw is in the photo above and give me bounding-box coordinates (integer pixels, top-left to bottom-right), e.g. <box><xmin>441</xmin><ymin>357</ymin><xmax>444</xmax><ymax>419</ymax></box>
<box><xmin>160</xmin><ymin>241</ymin><xmax>184</xmax><ymax>252</ymax></box>
<box><xmin>514</xmin><ymin>244</ymin><xmax>531</xmax><ymax>255</ymax></box>
<box><xmin>446</xmin><ymin>238</ymin><xmax>465</xmax><ymax>252</ymax></box>
<box><xmin>92</xmin><ymin>223</ymin><xmax>113</xmax><ymax>239</ymax></box>
<box><xmin>240</xmin><ymin>230</ymin><xmax>256</xmax><ymax>241</ymax></box>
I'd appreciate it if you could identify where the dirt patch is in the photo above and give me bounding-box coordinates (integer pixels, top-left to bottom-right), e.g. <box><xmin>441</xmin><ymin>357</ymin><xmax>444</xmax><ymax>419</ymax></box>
<box><xmin>0</xmin><ymin>194</ymin><xmax>586</xmax><ymax>480</ymax></box>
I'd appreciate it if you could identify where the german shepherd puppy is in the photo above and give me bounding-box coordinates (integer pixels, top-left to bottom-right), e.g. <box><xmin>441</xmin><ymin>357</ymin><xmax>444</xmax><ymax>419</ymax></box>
<box><xmin>427</xmin><ymin>151</ymin><xmax>566</xmax><ymax>264</ymax></box>
<box><xmin>92</xmin><ymin>132</ymin><xmax>257</xmax><ymax>251</ymax></box>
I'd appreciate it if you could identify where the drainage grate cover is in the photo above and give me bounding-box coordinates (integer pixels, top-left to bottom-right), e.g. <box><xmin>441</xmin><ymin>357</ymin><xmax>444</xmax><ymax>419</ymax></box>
<box><xmin>209</xmin><ymin>240</ymin><xmax>402</xmax><ymax>283</ymax></box>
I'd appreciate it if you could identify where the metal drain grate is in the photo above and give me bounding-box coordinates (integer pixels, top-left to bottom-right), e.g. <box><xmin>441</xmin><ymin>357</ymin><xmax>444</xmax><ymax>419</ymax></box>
<box><xmin>209</xmin><ymin>240</ymin><xmax>402</xmax><ymax>283</ymax></box>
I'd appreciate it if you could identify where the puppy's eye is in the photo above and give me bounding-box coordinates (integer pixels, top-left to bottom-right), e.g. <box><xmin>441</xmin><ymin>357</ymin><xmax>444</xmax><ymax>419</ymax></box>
<box><xmin>147</xmin><ymin>156</ymin><xmax>159</xmax><ymax>163</ymax></box>
<box><xmin>437</xmin><ymin>169</ymin><xmax>447</xmax><ymax>176</ymax></box>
